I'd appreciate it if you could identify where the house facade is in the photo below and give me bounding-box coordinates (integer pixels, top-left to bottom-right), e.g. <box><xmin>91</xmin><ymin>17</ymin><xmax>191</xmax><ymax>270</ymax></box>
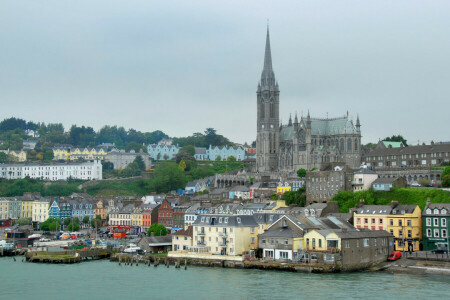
<box><xmin>422</xmin><ymin>201</ymin><xmax>449</xmax><ymax>251</ymax></box>
<box><xmin>158</xmin><ymin>199</ymin><xmax>173</xmax><ymax>228</ymax></box>
<box><xmin>147</xmin><ymin>144</ymin><xmax>179</xmax><ymax>160</ymax></box>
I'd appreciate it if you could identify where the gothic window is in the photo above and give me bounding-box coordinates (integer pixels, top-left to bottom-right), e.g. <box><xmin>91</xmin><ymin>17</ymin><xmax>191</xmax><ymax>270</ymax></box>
<box><xmin>340</xmin><ymin>139</ymin><xmax>344</xmax><ymax>152</ymax></box>
<box><xmin>260</xmin><ymin>102</ymin><xmax>265</xmax><ymax>119</ymax></box>
<box><xmin>347</xmin><ymin>138</ymin><xmax>352</xmax><ymax>152</ymax></box>
<box><xmin>354</xmin><ymin>139</ymin><xmax>358</xmax><ymax>152</ymax></box>
<box><xmin>269</xmin><ymin>133</ymin><xmax>272</xmax><ymax>153</ymax></box>
<box><xmin>270</xmin><ymin>100</ymin><xmax>274</xmax><ymax>118</ymax></box>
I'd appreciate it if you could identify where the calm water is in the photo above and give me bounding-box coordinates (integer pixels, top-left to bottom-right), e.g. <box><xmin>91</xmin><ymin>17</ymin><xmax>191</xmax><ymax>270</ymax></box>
<box><xmin>0</xmin><ymin>258</ymin><xmax>449</xmax><ymax>299</ymax></box>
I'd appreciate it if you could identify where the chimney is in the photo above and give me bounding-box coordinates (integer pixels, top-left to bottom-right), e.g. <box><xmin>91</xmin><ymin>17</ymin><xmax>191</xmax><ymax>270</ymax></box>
<box><xmin>426</xmin><ymin>197</ymin><xmax>431</xmax><ymax>205</ymax></box>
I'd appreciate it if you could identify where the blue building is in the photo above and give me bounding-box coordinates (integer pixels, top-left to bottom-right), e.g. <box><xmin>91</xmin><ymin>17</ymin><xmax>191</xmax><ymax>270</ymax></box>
<box><xmin>70</xmin><ymin>199</ymin><xmax>95</xmax><ymax>227</ymax></box>
<box><xmin>147</xmin><ymin>144</ymin><xmax>179</xmax><ymax>160</ymax></box>
<box><xmin>48</xmin><ymin>198</ymin><xmax>61</xmax><ymax>219</ymax></box>
<box><xmin>207</xmin><ymin>145</ymin><xmax>245</xmax><ymax>161</ymax></box>
<box><xmin>372</xmin><ymin>177</ymin><xmax>407</xmax><ymax>191</ymax></box>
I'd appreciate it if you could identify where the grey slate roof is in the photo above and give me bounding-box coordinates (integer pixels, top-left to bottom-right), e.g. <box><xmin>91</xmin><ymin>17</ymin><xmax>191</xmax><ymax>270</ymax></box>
<box><xmin>423</xmin><ymin>202</ymin><xmax>450</xmax><ymax>216</ymax></box>
<box><xmin>372</xmin><ymin>177</ymin><xmax>398</xmax><ymax>184</ymax></box>
<box><xmin>356</xmin><ymin>205</ymin><xmax>393</xmax><ymax>215</ymax></box>
<box><xmin>391</xmin><ymin>205</ymin><xmax>418</xmax><ymax>215</ymax></box>
<box><xmin>259</xmin><ymin>226</ymin><xmax>301</xmax><ymax>238</ymax></box>
<box><xmin>193</xmin><ymin>215</ymin><xmax>258</xmax><ymax>227</ymax></box>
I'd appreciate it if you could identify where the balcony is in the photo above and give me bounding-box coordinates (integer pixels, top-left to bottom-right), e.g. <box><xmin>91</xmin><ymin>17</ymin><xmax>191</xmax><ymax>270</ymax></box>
<box><xmin>197</xmin><ymin>232</ymin><xmax>206</xmax><ymax>236</ymax></box>
<box><xmin>219</xmin><ymin>242</ymin><xmax>228</xmax><ymax>247</ymax></box>
<box><xmin>219</xmin><ymin>232</ymin><xmax>228</xmax><ymax>237</ymax></box>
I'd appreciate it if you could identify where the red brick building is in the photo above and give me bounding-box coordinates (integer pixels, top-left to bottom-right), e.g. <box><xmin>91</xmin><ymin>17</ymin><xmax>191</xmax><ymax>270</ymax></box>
<box><xmin>158</xmin><ymin>199</ymin><xmax>173</xmax><ymax>228</ymax></box>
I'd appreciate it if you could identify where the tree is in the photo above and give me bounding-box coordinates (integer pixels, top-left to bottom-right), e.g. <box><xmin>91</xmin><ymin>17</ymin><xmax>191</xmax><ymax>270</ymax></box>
<box><xmin>40</xmin><ymin>217</ymin><xmax>61</xmax><ymax>231</ymax></box>
<box><xmin>156</xmin><ymin>153</ymin><xmax>161</xmax><ymax>160</ymax></box>
<box><xmin>442</xmin><ymin>175</ymin><xmax>450</xmax><ymax>188</ymax></box>
<box><xmin>442</xmin><ymin>166</ymin><xmax>450</xmax><ymax>178</ymax></box>
<box><xmin>134</xmin><ymin>155</ymin><xmax>146</xmax><ymax>171</ymax></box>
<box><xmin>270</xmin><ymin>193</ymin><xmax>279</xmax><ymax>200</ymax></box>
<box><xmin>180</xmin><ymin>145</ymin><xmax>195</xmax><ymax>157</ymax></box>
<box><xmin>0</xmin><ymin>152</ymin><xmax>7</xmax><ymax>163</ymax></box>
<box><xmin>91</xmin><ymin>217</ymin><xmax>102</xmax><ymax>229</ymax></box>
<box><xmin>82</xmin><ymin>216</ymin><xmax>90</xmax><ymax>225</ymax></box>
<box><xmin>102</xmin><ymin>161</ymin><xmax>114</xmax><ymax>170</ymax></box>
<box><xmin>178</xmin><ymin>159</ymin><xmax>187</xmax><ymax>171</ymax></box>
<box><xmin>163</xmin><ymin>154</ymin><xmax>169</xmax><ymax>160</ymax></box>
<box><xmin>383</xmin><ymin>135</ymin><xmax>408</xmax><ymax>146</ymax></box>
<box><xmin>67</xmin><ymin>222</ymin><xmax>80</xmax><ymax>231</ymax></box>
<box><xmin>215</xmin><ymin>156</ymin><xmax>222</xmax><ymax>161</ymax></box>
<box><xmin>227</xmin><ymin>155</ymin><xmax>236</xmax><ymax>161</ymax></box>
<box><xmin>147</xmin><ymin>223</ymin><xmax>167</xmax><ymax>236</ymax></box>
<box><xmin>418</xmin><ymin>178</ymin><xmax>430</xmax><ymax>187</ymax></box>
<box><xmin>17</xmin><ymin>217</ymin><xmax>31</xmax><ymax>226</ymax></box>
<box><xmin>281</xmin><ymin>187</ymin><xmax>306</xmax><ymax>206</ymax></box>
<box><xmin>297</xmin><ymin>168</ymin><xmax>306</xmax><ymax>178</ymax></box>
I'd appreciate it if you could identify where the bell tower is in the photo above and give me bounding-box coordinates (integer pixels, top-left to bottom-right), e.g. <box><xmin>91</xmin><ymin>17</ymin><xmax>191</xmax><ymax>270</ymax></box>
<box><xmin>256</xmin><ymin>26</ymin><xmax>280</xmax><ymax>172</ymax></box>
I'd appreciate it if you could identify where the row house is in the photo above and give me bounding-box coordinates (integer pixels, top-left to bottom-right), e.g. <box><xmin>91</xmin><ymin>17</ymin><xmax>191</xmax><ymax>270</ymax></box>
<box><xmin>94</xmin><ymin>200</ymin><xmax>107</xmax><ymax>220</ymax></box>
<box><xmin>32</xmin><ymin>198</ymin><xmax>49</xmax><ymax>224</ymax></box>
<box><xmin>0</xmin><ymin>198</ymin><xmax>9</xmax><ymax>220</ymax></box>
<box><xmin>147</xmin><ymin>144</ymin><xmax>179</xmax><ymax>160</ymax></box>
<box><xmin>172</xmin><ymin>227</ymin><xmax>193</xmax><ymax>251</ymax></box>
<box><xmin>158</xmin><ymin>199</ymin><xmax>173</xmax><ymax>228</ymax></box>
<box><xmin>366</xmin><ymin>142</ymin><xmax>450</xmax><ymax>170</ymax></box>
<box><xmin>108</xmin><ymin>204</ymin><xmax>135</xmax><ymax>229</ymax></box>
<box><xmin>69</xmin><ymin>199</ymin><xmax>95</xmax><ymax>227</ymax></box>
<box><xmin>192</xmin><ymin>215</ymin><xmax>258</xmax><ymax>256</ymax></box>
<box><xmin>172</xmin><ymin>206</ymin><xmax>189</xmax><ymax>230</ymax></box>
<box><xmin>207</xmin><ymin>145</ymin><xmax>245</xmax><ymax>161</ymax></box>
<box><xmin>352</xmin><ymin>168</ymin><xmax>378</xmax><ymax>192</ymax></box>
<box><xmin>422</xmin><ymin>201</ymin><xmax>449</xmax><ymax>251</ymax></box>
<box><xmin>184</xmin><ymin>204</ymin><xmax>210</xmax><ymax>228</ymax></box>
<box><xmin>52</xmin><ymin>146</ymin><xmax>108</xmax><ymax>161</ymax></box>
<box><xmin>0</xmin><ymin>160</ymin><xmax>102</xmax><ymax>181</ymax></box>
<box><xmin>306</xmin><ymin>167</ymin><xmax>354</xmax><ymax>204</ymax></box>
<box><xmin>353</xmin><ymin>202</ymin><xmax>422</xmax><ymax>251</ymax></box>
<box><xmin>131</xmin><ymin>207</ymin><xmax>143</xmax><ymax>233</ymax></box>
<box><xmin>229</xmin><ymin>186</ymin><xmax>251</xmax><ymax>200</ymax></box>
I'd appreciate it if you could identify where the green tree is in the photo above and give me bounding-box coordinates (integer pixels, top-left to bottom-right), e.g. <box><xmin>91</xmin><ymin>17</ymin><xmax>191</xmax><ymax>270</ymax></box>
<box><xmin>215</xmin><ymin>156</ymin><xmax>222</xmax><ymax>161</ymax></box>
<box><xmin>297</xmin><ymin>168</ymin><xmax>307</xmax><ymax>178</ymax></box>
<box><xmin>178</xmin><ymin>159</ymin><xmax>187</xmax><ymax>171</ymax></box>
<box><xmin>180</xmin><ymin>145</ymin><xmax>195</xmax><ymax>156</ymax></box>
<box><xmin>227</xmin><ymin>155</ymin><xmax>236</xmax><ymax>161</ymax></box>
<box><xmin>147</xmin><ymin>223</ymin><xmax>167</xmax><ymax>236</ymax></box>
<box><xmin>102</xmin><ymin>161</ymin><xmax>114</xmax><ymax>170</ymax></box>
<box><xmin>82</xmin><ymin>216</ymin><xmax>90</xmax><ymax>225</ymax></box>
<box><xmin>134</xmin><ymin>155</ymin><xmax>146</xmax><ymax>171</ymax></box>
<box><xmin>442</xmin><ymin>166</ymin><xmax>450</xmax><ymax>178</ymax></box>
<box><xmin>40</xmin><ymin>217</ymin><xmax>61</xmax><ymax>231</ymax></box>
<box><xmin>0</xmin><ymin>152</ymin><xmax>7</xmax><ymax>163</ymax></box>
<box><xmin>17</xmin><ymin>217</ymin><xmax>31</xmax><ymax>226</ymax></box>
<box><xmin>67</xmin><ymin>222</ymin><xmax>80</xmax><ymax>231</ymax></box>
<box><xmin>442</xmin><ymin>175</ymin><xmax>450</xmax><ymax>188</ymax></box>
<box><xmin>91</xmin><ymin>216</ymin><xmax>102</xmax><ymax>229</ymax></box>
<box><xmin>270</xmin><ymin>193</ymin><xmax>279</xmax><ymax>200</ymax></box>
<box><xmin>281</xmin><ymin>187</ymin><xmax>306</xmax><ymax>206</ymax></box>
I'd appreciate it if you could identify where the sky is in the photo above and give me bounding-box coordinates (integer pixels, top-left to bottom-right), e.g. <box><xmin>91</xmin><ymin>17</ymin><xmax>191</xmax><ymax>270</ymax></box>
<box><xmin>0</xmin><ymin>1</ymin><xmax>449</xmax><ymax>145</ymax></box>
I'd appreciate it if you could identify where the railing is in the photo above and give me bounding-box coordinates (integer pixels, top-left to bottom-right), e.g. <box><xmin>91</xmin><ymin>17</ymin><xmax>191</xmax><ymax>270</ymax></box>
<box><xmin>197</xmin><ymin>232</ymin><xmax>206</xmax><ymax>236</ymax></box>
<box><xmin>219</xmin><ymin>232</ymin><xmax>228</xmax><ymax>237</ymax></box>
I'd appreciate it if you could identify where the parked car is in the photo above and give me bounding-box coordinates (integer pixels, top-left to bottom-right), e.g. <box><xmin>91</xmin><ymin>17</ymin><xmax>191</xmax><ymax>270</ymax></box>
<box><xmin>432</xmin><ymin>244</ymin><xmax>449</xmax><ymax>254</ymax></box>
<box><xmin>388</xmin><ymin>251</ymin><xmax>402</xmax><ymax>261</ymax></box>
<box><xmin>410</xmin><ymin>182</ymin><xmax>421</xmax><ymax>187</ymax></box>
<box><xmin>39</xmin><ymin>237</ymin><xmax>51</xmax><ymax>242</ymax></box>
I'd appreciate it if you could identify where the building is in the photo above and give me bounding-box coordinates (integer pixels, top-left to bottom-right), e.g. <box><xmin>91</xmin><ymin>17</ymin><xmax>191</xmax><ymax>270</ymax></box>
<box><xmin>192</xmin><ymin>215</ymin><xmax>259</xmax><ymax>256</ymax></box>
<box><xmin>303</xmin><ymin>229</ymin><xmax>394</xmax><ymax>271</ymax></box>
<box><xmin>422</xmin><ymin>201</ymin><xmax>449</xmax><ymax>251</ymax></box>
<box><xmin>207</xmin><ymin>145</ymin><xmax>245</xmax><ymax>161</ymax></box>
<box><xmin>172</xmin><ymin>206</ymin><xmax>188</xmax><ymax>230</ymax></box>
<box><xmin>94</xmin><ymin>200</ymin><xmax>106</xmax><ymax>220</ymax></box>
<box><xmin>23</xmin><ymin>140</ymin><xmax>38</xmax><ymax>150</ymax></box>
<box><xmin>172</xmin><ymin>227</ymin><xmax>193</xmax><ymax>251</ymax></box>
<box><xmin>306</xmin><ymin>167</ymin><xmax>354</xmax><ymax>204</ymax></box>
<box><xmin>276</xmin><ymin>182</ymin><xmax>291</xmax><ymax>195</ymax></box>
<box><xmin>158</xmin><ymin>199</ymin><xmax>173</xmax><ymax>228</ymax></box>
<box><xmin>194</xmin><ymin>147</ymin><xmax>208</xmax><ymax>161</ymax></box>
<box><xmin>354</xmin><ymin>205</ymin><xmax>392</xmax><ymax>231</ymax></box>
<box><xmin>0</xmin><ymin>198</ymin><xmax>10</xmax><ymax>220</ymax></box>
<box><xmin>105</xmin><ymin>149</ymin><xmax>151</xmax><ymax>170</ymax></box>
<box><xmin>352</xmin><ymin>168</ymin><xmax>378</xmax><ymax>192</ymax></box>
<box><xmin>364</xmin><ymin>142</ymin><xmax>450</xmax><ymax>184</ymax></box>
<box><xmin>52</xmin><ymin>145</ymin><xmax>108</xmax><ymax>161</ymax></box>
<box><xmin>0</xmin><ymin>160</ymin><xmax>102</xmax><ymax>181</ymax></box>
<box><xmin>147</xmin><ymin>144</ymin><xmax>179</xmax><ymax>160</ymax></box>
<box><xmin>371</xmin><ymin>177</ymin><xmax>407</xmax><ymax>191</ymax></box>
<box><xmin>386</xmin><ymin>204</ymin><xmax>422</xmax><ymax>252</ymax></box>
<box><xmin>256</xmin><ymin>28</ymin><xmax>361</xmax><ymax>173</ymax></box>
<box><xmin>9</xmin><ymin>150</ymin><xmax>27</xmax><ymax>162</ymax></box>
<box><xmin>131</xmin><ymin>207</ymin><xmax>143</xmax><ymax>233</ymax></box>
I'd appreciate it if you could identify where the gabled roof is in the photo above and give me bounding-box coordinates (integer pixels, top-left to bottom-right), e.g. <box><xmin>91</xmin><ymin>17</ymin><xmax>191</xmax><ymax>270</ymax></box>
<box><xmin>173</xmin><ymin>226</ymin><xmax>193</xmax><ymax>237</ymax></box>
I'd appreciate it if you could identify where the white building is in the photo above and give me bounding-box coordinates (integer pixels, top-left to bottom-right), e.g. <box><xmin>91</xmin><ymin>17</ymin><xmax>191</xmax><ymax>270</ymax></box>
<box><xmin>352</xmin><ymin>168</ymin><xmax>378</xmax><ymax>192</ymax></box>
<box><xmin>0</xmin><ymin>160</ymin><xmax>102</xmax><ymax>181</ymax></box>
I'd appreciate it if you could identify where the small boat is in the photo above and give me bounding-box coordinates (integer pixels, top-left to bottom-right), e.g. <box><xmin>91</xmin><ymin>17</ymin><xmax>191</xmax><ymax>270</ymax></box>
<box><xmin>123</xmin><ymin>243</ymin><xmax>143</xmax><ymax>254</ymax></box>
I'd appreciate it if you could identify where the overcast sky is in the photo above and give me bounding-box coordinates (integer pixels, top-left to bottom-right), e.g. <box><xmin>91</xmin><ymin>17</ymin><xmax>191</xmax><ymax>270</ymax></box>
<box><xmin>1</xmin><ymin>1</ymin><xmax>449</xmax><ymax>145</ymax></box>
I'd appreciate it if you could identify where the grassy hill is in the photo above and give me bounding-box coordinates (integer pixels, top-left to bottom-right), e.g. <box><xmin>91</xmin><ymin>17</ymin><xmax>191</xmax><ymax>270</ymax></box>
<box><xmin>333</xmin><ymin>188</ymin><xmax>450</xmax><ymax>213</ymax></box>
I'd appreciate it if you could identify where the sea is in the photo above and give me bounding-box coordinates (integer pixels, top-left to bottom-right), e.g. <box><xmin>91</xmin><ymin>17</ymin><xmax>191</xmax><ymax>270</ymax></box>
<box><xmin>0</xmin><ymin>258</ymin><xmax>449</xmax><ymax>299</ymax></box>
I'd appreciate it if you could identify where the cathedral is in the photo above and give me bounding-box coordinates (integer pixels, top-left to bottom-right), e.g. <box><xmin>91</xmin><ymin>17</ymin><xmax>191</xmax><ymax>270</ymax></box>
<box><xmin>256</xmin><ymin>28</ymin><xmax>362</xmax><ymax>173</ymax></box>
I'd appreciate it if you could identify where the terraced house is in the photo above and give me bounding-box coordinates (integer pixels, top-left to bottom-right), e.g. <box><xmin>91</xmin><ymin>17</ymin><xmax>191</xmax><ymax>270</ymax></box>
<box><xmin>192</xmin><ymin>215</ymin><xmax>258</xmax><ymax>256</ymax></box>
<box><xmin>422</xmin><ymin>201</ymin><xmax>449</xmax><ymax>251</ymax></box>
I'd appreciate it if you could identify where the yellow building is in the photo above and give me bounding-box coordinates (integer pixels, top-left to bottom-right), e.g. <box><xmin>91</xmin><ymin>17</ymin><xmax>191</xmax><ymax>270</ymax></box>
<box><xmin>172</xmin><ymin>227</ymin><xmax>193</xmax><ymax>251</ymax></box>
<box><xmin>0</xmin><ymin>198</ymin><xmax>9</xmax><ymax>220</ymax></box>
<box><xmin>277</xmin><ymin>185</ymin><xmax>291</xmax><ymax>195</ymax></box>
<box><xmin>9</xmin><ymin>150</ymin><xmax>27</xmax><ymax>162</ymax></box>
<box><xmin>386</xmin><ymin>205</ymin><xmax>422</xmax><ymax>251</ymax></box>
<box><xmin>192</xmin><ymin>215</ymin><xmax>258</xmax><ymax>256</ymax></box>
<box><xmin>131</xmin><ymin>207</ymin><xmax>143</xmax><ymax>232</ymax></box>
<box><xmin>303</xmin><ymin>230</ymin><xmax>340</xmax><ymax>251</ymax></box>
<box><xmin>21</xmin><ymin>199</ymin><xmax>34</xmax><ymax>219</ymax></box>
<box><xmin>32</xmin><ymin>199</ymin><xmax>49</xmax><ymax>223</ymax></box>
<box><xmin>53</xmin><ymin>146</ymin><xmax>108</xmax><ymax>161</ymax></box>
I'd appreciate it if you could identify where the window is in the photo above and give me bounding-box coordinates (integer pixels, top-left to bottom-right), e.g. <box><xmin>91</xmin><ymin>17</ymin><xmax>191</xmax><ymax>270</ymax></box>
<box><xmin>426</xmin><ymin>218</ymin><xmax>431</xmax><ymax>226</ymax></box>
<box><xmin>284</xmin><ymin>239</ymin><xmax>288</xmax><ymax>245</ymax></box>
<box><xmin>379</xmin><ymin>219</ymin><xmax>383</xmax><ymax>224</ymax></box>
<box><xmin>357</xmin><ymin>218</ymin><xmax>361</xmax><ymax>224</ymax></box>
<box><xmin>434</xmin><ymin>218</ymin><xmax>439</xmax><ymax>226</ymax></box>
<box><xmin>319</xmin><ymin>239</ymin><xmax>322</xmax><ymax>248</ymax></box>
<box><xmin>442</xmin><ymin>219</ymin><xmax>447</xmax><ymax>227</ymax></box>
<box><xmin>371</xmin><ymin>219</ymin><xmax>375</xmax><ymax>224</ymax></box>
<box><xmin>399</xmin><ymin>230</ymin><xmax>403</xmax><ymax>238</ymax></box>
<box><xmin>390</xmin><ymin>219</ymin><xmax>393</xmax><ymax>226</ymax></box>
<box><xmin>434</xmin><ymin>209</ymin><xmax>439</xmax><ymax>215</ymax></box>
<box><xmin>398</xmin><ymin>219</ymin><xmax>402</xmax><ymax>226</ymax></box>
<box><xmin>356</xmin><ymin>240</ymin><xmax>360</xmax><ymax>248</ymax></box>
<box><xmin>434</xmin><ymin>229</ymin><xmax>439</xmax><ymax>237</ymax></box>
<box><xmin>442</xmin><ymin>229</ymin><xmax>448</xmax><ymax>238</ymax></box>
<box><xmin>363</xmin><ymin>239</ymin><xmax>369</xmax><ymax>247</ymax></box>
<box><xmin>407</xmin><ymin>230</ymin><xmax>412</xmax><ymax>238</ymax></box>
<box><xmin>364</xmin><ymin>218</ymin><xmax>368</xmax><ymax>224</ymax></box>
<box><xmin>407</xmin><ymin>220</ymin><xmax>411</xmax><ymax>227</ymax></box>
<box><xmin>262</xmin><ymin>239</ymin><xmax>266</xmax><ymax>244</ymax></box>
<box><xmin>345</xmin><ymin>240</ymin><xmax>350</xmax><ymax>248</ymax></box>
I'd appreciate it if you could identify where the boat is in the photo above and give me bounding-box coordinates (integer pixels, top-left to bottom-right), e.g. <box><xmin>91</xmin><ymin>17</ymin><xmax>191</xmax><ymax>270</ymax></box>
<box><xmin>123</xmin><ymin>243</ymin><xmax>143</xmax><ymax>254</ymax></box>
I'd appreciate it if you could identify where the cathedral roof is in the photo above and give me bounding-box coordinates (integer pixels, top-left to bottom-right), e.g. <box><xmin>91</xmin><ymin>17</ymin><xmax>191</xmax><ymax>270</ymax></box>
<box><xmin>304</xmin><ymin>116</ymin><xmax>357</xmax><ymax>136</ymax></box>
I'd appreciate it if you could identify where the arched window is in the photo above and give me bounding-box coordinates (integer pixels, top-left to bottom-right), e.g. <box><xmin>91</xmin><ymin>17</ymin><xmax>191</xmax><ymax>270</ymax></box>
<box><xmin>340</xmin><ymin>139</ymin><xmax>344</xmax><ymax>152</ymax></box>
<box><xmin>260</xmin><ymin>102</ymin><xmax>265</xmax><ymax>119</ymax></box>
<box><xmin>270</xmin><ymin>101</ymin><xmax>274</xmax><ymax>118</ymax></box>
<box><xmin>354</xmin><ymin>139</ymin><xmax>358</xmax><ymax>151</ymax></box>
<box><xmin>347</xmin><ymin>138</ymin><xmax>352</xmax><ymax>152</ymax></box>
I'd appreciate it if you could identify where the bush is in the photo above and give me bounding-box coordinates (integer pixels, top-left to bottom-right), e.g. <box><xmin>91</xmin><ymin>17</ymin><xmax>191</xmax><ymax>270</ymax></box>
<box><xmin>147</xmin><ymin>223</ymin><xmax>167</xmax><ymax>236</ymax></box>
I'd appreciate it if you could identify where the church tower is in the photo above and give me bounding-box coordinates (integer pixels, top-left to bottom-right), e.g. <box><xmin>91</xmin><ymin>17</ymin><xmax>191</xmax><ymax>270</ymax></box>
<box><xmin>256</xmin><ymin>26</ymin><xmax>280</xmax><ymax>172</ymax></box>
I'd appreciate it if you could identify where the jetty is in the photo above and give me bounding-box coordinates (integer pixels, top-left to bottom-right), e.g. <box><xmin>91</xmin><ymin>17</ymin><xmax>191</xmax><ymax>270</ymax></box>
<box><xmin>25</xmin><ymin>248</ymin><xmax>112</xmax><ymax>264</ymax></box>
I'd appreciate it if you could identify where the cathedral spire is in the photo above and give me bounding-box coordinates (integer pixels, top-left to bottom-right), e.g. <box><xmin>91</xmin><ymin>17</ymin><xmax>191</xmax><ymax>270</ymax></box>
<box><xmin>288</xmin><ymin>114</ymin><xmax>292</xmax><ymax>126</ymax></box>
<box><xmin>261</xmin><ymin>25</ymin><xmax>275</xmax><ymax>87</ymax></box>
<box><xmin>356</xmin><ymin>114</ymin><xmax>361</xmax><ymax>132</ymax></box>
<box><xmin>294</xmin><ymin>112</ymin><xmax>298</xmax><ymax>124</ymax></box>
